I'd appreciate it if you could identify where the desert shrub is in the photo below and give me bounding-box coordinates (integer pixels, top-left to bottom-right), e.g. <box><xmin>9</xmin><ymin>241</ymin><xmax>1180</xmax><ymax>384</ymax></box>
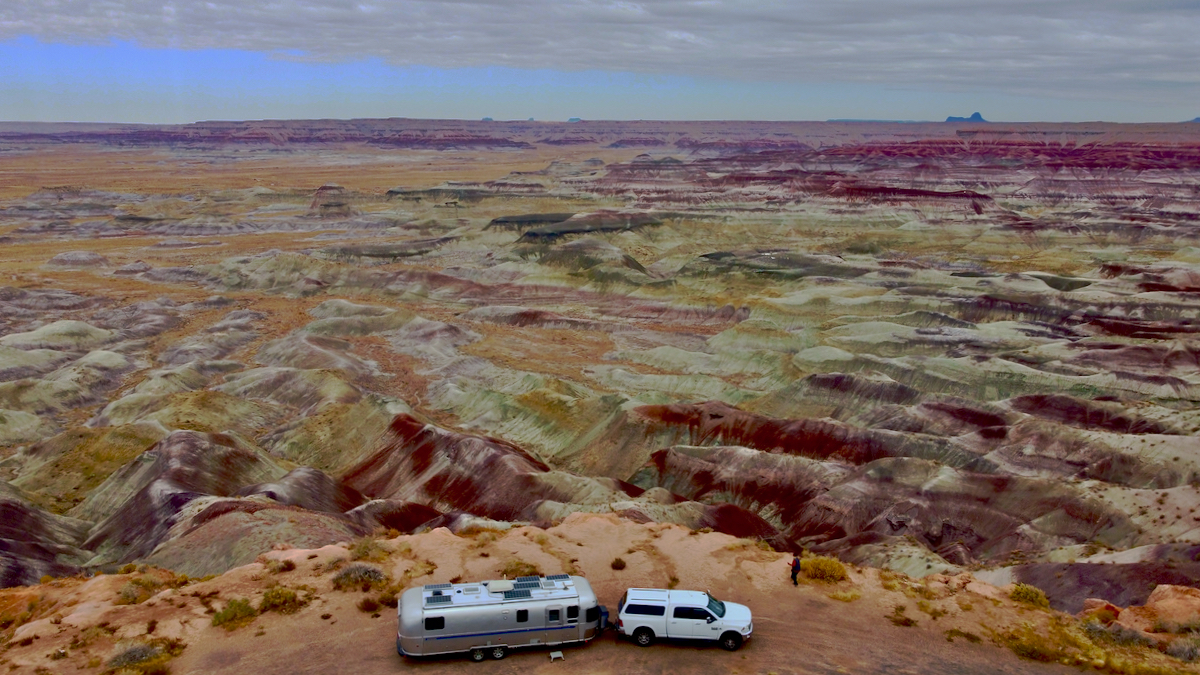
<box><xmin>1003</xmin><ymin>625</ymin><xmax>1063</xmax><ymax>662</ymax></box>
<box><xmin>117</xmin><ymin>577</ymin><xmax>164</xmax><ymax>605</ymax></box>
<box><xmin>945</xmin><ymin>629</ymin><xmax>981</xmax><ymax>644</ymax></box>
<box><xmin>801</xmin><ymin>556</ymin><xmax>847</xmax><ymax>582</ymax></box>
<box><xmin>119</xmin><ymin>563</ymin><xmax>139</xmax><ymax>575</ymax></box>
<box><xmin>264</xmin><ymin>558</ymin><xmax>296</xmax><ymax>574</ymax></box>
<box><xmin>105</xmin><ymin>638</ymin><xmax>184</xmax><ymax>673</ymax></box>
<box><xmin>610</xmin><ymin>557</ymin><xmax>627</xmax><ymax>571</ymax></box>
<box><xmin>917</xmin><ymin>600</ymin><xmax>946</xmax><ymax>620</ymax></box>
<box><xmin>667</xmin><ymin>576</ymin><xmax>679</xmax><ymax>589</ymax></box>
<box><xmin>1166</xmin><ymin>637</ymin><xmax>1200</xmax><ymax>662</ymax></box>
<box><xmin>1003</xmin><ymin>620</ymin><xmax>1094</xmax><ymax>664</ymax></box>
<box><xmin>107</xmin><ymin>643</ymin><xmax>160</xmax><ymax>670</ymax></box>
<box><xmin>350</xmin><ymin>537</ymin><xmax>388</xmax><ymax>563</ymax></box>
<box><xmin>259</xmin><ymin>586</ymin><xmax>306</xmax><ymax>614</ymax></box>
<box><xmin>332</xmin><ymin>563</ymin><xmax>388</xmax><ymax>591</ymax></box>
<box><xmin>828</xmin><ymin>590</ymin><xmax>860</xmax><ymax>603</ymax></box>
<box><xmin>357</xmin><ymin>597</ymin><xmax>381</xmax><ymax>613</ymax></box>
<box><xmin>146</xmin><ymin>619</ymin><xmax>157</xmax><ymax>635</ymax></box>
<box><xmin>1009</xmin><ymin>583</ymin><xmax>1050</xmax><ymax>608</ymax></box>
<box><xmin>500</xmin><ymin>560</ymin><xmax>540</xmax><ymax>578</ymax></box>
<box><xmin>888</xmin><ymin>605</ymin><xmax>917</xmax><ymax>627</ymax></box>
<box><xmin>211</xmin><ymin>598</ymin><xmax>257</xmax><ymax>630</ymax></box>
<box><xmin>378</xmin><ymin>587</ymin><xmax>399</xmax><ymax>608</ymax></box>
<box><xmin>1101</xmin><ymin>622</ymin><xmax>1154</xmax><ymax>647</ymax></box>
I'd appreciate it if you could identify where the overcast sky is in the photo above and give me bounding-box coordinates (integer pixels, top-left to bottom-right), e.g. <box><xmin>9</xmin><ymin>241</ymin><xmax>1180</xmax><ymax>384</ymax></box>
<box><xmin>2</xmin><ymin>0</ymin><xmax>1198</xmax><ymax>123</ymax></box>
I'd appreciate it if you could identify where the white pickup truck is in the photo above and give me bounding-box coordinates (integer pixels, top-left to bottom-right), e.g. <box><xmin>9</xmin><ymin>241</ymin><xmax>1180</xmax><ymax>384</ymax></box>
<box><xmin>615</xmin><ymin>588</ymin><xmax>753</xmax><ymax>651</ymax></box>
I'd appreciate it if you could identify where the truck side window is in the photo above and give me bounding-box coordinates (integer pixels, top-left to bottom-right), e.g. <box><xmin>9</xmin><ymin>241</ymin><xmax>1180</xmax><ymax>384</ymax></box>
<box><xmin>517</xmin><ymin>609</ymin><xmax>528</xmax><ymax>623</ymax></box>
<box><xmin>424</xmin><ymin>616</ymin><xmax>444</xmax><ymax>631</ymax></box>
<box><xmin>548</xmin><ymin>609</ymin><xmax>561</xmax><ymax>622</ymax></box>
<box><xmin>673</xmin><ymin>606</ymin><xmax>691</xmax><ymax>619</ymax></box>
<box><xmin>626</xmin><ymin>604</ymin><xmax>666</xmax><ymax>616</ymax></box>
<box><xmin>567</xmin><ymin>605</ymin><xmax>579</xmax><ymax>620</ymax></box>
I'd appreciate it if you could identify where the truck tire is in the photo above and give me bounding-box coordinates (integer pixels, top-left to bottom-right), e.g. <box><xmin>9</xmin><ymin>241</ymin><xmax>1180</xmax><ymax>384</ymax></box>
<box><xmin>470</xmin><ymin>649</ymin><xmax>486</xmax><ymax>662</ymax></box>
<box><xmin>490</xmin><ymin>646</ymin><xmax>507</xmax><ymax>660</ymax></box>
<box><xmin>633</xmin><ymin>628</ymin><xmax>655</xmax><ymax>647</ymax></box>
<box><xmin>720</xmin><ymin>632</ymin><xmax>743</xmax><ymax>651</ymax></box>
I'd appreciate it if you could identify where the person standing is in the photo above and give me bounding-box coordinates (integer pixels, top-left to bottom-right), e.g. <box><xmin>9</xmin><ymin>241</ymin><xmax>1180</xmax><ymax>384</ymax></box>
<box><xmin>790</xmin><ymin>554</ymin><xmax>801</xmax><ymax>586</ymax></box>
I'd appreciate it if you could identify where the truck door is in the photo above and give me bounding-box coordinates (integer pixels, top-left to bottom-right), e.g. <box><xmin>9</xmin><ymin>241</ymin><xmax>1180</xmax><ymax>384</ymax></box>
<box><xmin>670</xmin><ymin>606</ymin><xmax>705</xmax><ymax>638</ymax></box>
<box><xmin>545</xmin><ymin>605</ymin><xmax>564</xmax><ymax>644</ymax></box>
<box><xmin>697</xmin><ymin>609</ymin><xmax>721</xmax><ymax>639</ymax></box>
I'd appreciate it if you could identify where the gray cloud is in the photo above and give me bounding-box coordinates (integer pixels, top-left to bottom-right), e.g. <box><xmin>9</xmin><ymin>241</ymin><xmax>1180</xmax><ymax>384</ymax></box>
<box><xmin>3</xmin><ymin>0</ymin><xmax>1198</xmax><ymax>104</ymax></box>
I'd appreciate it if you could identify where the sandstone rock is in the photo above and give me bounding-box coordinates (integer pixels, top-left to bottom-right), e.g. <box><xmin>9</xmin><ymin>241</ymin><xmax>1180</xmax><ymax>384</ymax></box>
<box><xmin>1144</xmin><ymin>584</ymin><xmax>1200</xmax><ymax>628</ymax></box>
<box><xmin>1079</xmin><ymin>598</ymin><xmax>1122</xmax><ymax>623</ymax></box>
<box><xmin>1113</xmin><ymin>604</ymin><xmax>1157</xmax><ymax>633</ymax></box>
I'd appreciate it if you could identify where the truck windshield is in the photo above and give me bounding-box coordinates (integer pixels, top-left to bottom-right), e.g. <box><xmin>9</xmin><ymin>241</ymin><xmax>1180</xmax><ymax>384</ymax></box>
<box><xmin>706</xmin><ymin>594</ymin><xmax>726</xmax><ymax>618</ymax></box>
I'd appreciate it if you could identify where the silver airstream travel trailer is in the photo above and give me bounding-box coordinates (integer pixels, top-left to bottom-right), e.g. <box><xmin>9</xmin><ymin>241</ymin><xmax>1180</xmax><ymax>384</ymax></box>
<box><xmin>396</xmin><ymin>574</ymin><xmax>607</xmax><ymax>661</ymax></box>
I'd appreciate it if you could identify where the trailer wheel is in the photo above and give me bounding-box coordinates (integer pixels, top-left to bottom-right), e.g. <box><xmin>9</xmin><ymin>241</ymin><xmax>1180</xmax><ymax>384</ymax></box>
<box><xmin>490</xmin><ymin>646</ymin><xmax>507</xmax><ymax>660</ymax></box>
<box><xmin>633</xmin><ymin>628</ymin><xmax>654</xmax><ymax>647</ymax></box>
<box><xmin>470</xmin><ymin>649</ymin><xmax>486</xmax><ymax>662</ymax></box>
<box><xmin>720</xmin><ymin>632</ymin><xmax>743</xmax><ymax>651</ymax></box>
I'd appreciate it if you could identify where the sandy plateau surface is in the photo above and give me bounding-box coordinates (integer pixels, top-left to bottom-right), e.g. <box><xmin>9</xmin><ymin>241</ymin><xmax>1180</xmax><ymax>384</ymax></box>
<box><xmin>4</xmin><ymin>515</ymin><xmax>1087</xmax><ymax>675</ymax></box>
<box><xmin>3</xmin><ymin>119</ymin><xmax>1200</xmax><ymax>672</ymax></box>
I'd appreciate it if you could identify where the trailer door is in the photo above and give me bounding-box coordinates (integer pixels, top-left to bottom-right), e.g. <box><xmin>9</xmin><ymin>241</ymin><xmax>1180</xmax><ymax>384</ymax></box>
<box><xmin>545</xmin><ymin>605</ymin><xmax>564</xmax><ymax>644</ymax></box>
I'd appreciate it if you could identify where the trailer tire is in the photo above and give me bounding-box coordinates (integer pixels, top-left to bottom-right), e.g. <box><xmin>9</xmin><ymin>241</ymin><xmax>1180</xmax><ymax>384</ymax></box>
<box><xmin>634</xmin><ymin>628</ymin><xmax>654</xmax><ymax>647</ymax></box>
<box><xmin>490</xmin><ymin>646</ymin><xmax>507</xmax><ymax>660</ymax></box>
<box><xmin>720</xmin><ymin>632</ymin><xmax>743</xmax><ymax>651</ymax></box>
<box><xmin>470</xmin><ymin>649</ymin><xmax>486</xmax><ymax>662</ymax></box>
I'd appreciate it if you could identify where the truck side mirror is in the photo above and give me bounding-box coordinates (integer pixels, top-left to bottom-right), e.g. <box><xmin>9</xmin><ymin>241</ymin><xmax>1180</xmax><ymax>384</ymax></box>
<box><xmin>707</xmin><ymin>616</ymin><xmax>715</xmax><ymax>623</ymax></box>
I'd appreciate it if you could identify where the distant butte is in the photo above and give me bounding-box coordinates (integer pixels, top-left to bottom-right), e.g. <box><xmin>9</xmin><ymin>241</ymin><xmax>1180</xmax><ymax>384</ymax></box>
<box><xmin>946</xmin><ymin>112</ymin><xmax>988</xmax><ymax>122</ymax></box>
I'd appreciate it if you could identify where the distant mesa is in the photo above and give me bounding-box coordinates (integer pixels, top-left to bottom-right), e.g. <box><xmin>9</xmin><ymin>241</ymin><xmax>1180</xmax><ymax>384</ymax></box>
<box><xmin>568</xmin><ymin>117</ymin><xmax>583</xmax><ymax>123</ymax></box>
<box><xmin>481</xmin><ymin>117</ymin><xmax>493</xmax><ymax>122</ymax></box>
<box><xmin>946</xmin><ymin>112</ymin><xmax>988</xmax><ymax>123</ymax></box>
<box><xmin>1191</xmin><ymin>117</ymin><xmax>1200</xmax><ymax>123</ymax></box>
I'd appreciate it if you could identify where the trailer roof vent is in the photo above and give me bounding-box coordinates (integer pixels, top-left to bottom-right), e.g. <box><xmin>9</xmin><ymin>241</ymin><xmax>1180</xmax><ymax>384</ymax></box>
<box><xmin>503</xmin><ymin>589</ymin><xmax>533</xmax><ymax>600</ymax></box>
<box><xmin>515</xmin><ymin>576</ymin><xmax>540</xmax><ymax>583</ymax></box>
<box><xmin>546</xmin><ymin>574</ymin><xmax>571</xmax><ymax>581</ymax></box>
<box><xmin>425</xmin><ymin>594</ymin><xmax>452</xmax><ymax>605</ymax></box>
<box><xmin>424</xmin><ymin>583</ymin><xmax>453</xmax><ymax>591</ymax></box>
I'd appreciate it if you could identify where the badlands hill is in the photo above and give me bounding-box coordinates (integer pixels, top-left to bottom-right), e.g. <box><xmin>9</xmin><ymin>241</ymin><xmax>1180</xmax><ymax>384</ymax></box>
<box><xmin>3</xmin><ymin>119</ymin><xmax>1200</xmax><ymax>672</ymax></box>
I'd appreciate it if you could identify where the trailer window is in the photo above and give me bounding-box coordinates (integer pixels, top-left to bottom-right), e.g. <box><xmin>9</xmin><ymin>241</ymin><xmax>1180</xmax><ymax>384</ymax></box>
<box><xmin>548</xmin><ymin>609</ymin><xmax>561</xmax><ymax>622</ymax></box>
<box><xmin>517</xmin><ymin>609</ymin><xmax>528</xmax><ymax>623</ymax></box>
<box><xmin>567</xmin><ymin>605</ymin><xmax>579</xmax><ymax>620</ymax></box>
<box><xmin>585</xmin><ymin>606</ymin><xmax>600</xmax><ymax>623</ymax></box>
<box><xmin>424</xmin><ymin>616</ymin><xmax>445</xmax><ymax>631</ymax></box>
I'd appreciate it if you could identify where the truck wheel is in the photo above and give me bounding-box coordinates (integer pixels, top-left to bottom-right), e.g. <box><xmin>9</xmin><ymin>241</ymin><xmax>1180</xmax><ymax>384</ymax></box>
<box><xmin>490</xmin><ymin>646</ymin><xmax>507</xmax><ymax>660</ymax></box>
<box><xmin>720</xmin><ymin>632</ymin><xmax>743</xmax><ymax>651</ymax></box>
<box><xmin>470</xmin><ymin>649</ymin><xmax>486</xmax><ymax>662</ymax></box>
<box><xmin>634</xmin><ymin>628</ymin><xmax>654</xmax><ymax>647</ymax></box>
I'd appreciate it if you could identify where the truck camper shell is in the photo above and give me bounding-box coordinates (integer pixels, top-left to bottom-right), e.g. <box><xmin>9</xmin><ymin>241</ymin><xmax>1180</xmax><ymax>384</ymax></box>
<box><xmin>397</xmin><ymin>574</ymin><xmax>606</xmax><ymax>660</ymax></box>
